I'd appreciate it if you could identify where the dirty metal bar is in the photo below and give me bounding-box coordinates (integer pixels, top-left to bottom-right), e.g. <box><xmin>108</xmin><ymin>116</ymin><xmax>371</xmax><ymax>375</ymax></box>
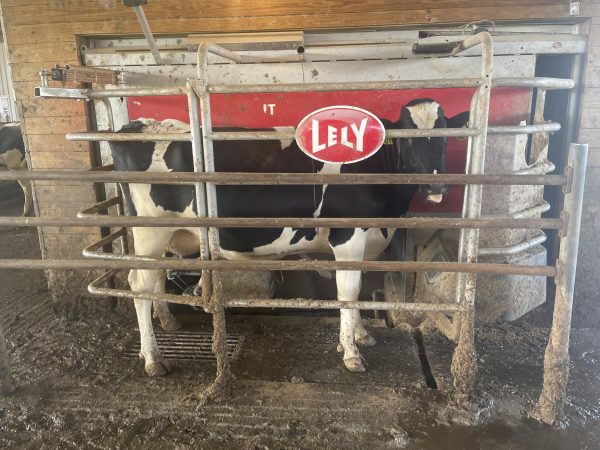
<box><xmin>225</xmin><ymin>299</ymin><xmax>461</xmax><ymax>312</ymax></box>
<box><xmin>195</xmin><ymin>44</ymin><xmax>221</xmax><ymax>259</ymax></box>
<box><xmin>208</xmin><ymin>78</ymin><xmax>484</xmax><ymax>94</ymax></box>
<box><xmin>0</xmin><ymin>216</ymin><xmax>564</xmax><ymax>230</ymax></box>
<box><xmin>451</xmin><ymin>31</ymin><xmax>493</xmax><ymax>402</ymax></box>
<box><xmin>0</xmin><ymin>171</ymin><xmax>568</xmax><ymax>186</ymax></box>
<box><xmin>209</xmin><ymin>128</ymin><xmax>482</xmax><ymax>140</ymax></box>
<box><xmin>87</xmin><ymin>271</ymin><xmax>459</xmax><ymax>312</ymax></box>
<box><xmin>87</xmin><ymin>87</ymin><xmax>187</xmax><ymax>98</ymax></box>
<box><xmin>187</xmin><ymin>81</ymin><xmax>213</xmax><ymax>302</ymax></box>
<box><xmin>131</xmin><ymin>3</ymin><xmax>163</xmax><ymax>64</ymax></box>
<box><xmin>492</xmin><ymin>77</ymin><xmax>574</xmax><ymax>90</ymax></box>
<box><xmin>201</xmin><ymin>42</ymin><xmax>244</xmax><ymax>63</ymax></box>
<box><xmin>0</xmin><ymin>257</ymin><xmax>557</xmax><ymax>277</ymax></box>
<box><xmin>64</xmin><ymin>123</ymin><xmax>561</xmax><ymax>143</ymax></box>
<box><xmin>67</xmin><ymin>132</ymin><xmax>191</xmax><ymax>142</ymax></box>
<box><xmin>534</xmin><ymin>143</ymin><xmax>588</xmax><ymax>425</ymax></box>
<box><xmin>488</xmin><ymin>123</ymin><xmax>560</xmax><ymax>135</ymax></box>
<box><xmin>478</xmin><ymin>233</ymin><xmax>547</xmax><ymax>256</ymax></box>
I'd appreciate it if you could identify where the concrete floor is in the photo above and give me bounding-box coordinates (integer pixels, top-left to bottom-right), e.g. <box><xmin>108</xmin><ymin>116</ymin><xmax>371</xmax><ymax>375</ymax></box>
<box><xmin>1</xmin><ymin>183</ymin><xmax>600</xmax><ymax>449</ymax></box>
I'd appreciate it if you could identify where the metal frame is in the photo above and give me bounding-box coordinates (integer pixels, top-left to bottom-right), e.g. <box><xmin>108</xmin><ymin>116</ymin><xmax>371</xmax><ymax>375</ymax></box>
<box><xmin>0</xmin><ymin>33</ymin><xmax>587</xmax><ymax>425</ymax></box>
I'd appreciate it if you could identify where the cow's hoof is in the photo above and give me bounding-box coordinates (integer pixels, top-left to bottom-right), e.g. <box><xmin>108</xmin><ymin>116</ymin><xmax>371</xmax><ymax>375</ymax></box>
<box><xmin>145</xmin><ymin>360</ymin><xmax>171</xmax><ymax>377</ymax></box>
<box><xmin>160</xmin><ymin>316</ymin><xmax>182</xmax><ymax>332</ymax></box>
<box><xmin>356</xmin><ymin>334</ymin><xmax>377</xmax><ymax>348</ymax></box>
<box><xmin>344</xmin><ymin>357</ymin><xmax>367</xmax><ymax>373</ymax></box>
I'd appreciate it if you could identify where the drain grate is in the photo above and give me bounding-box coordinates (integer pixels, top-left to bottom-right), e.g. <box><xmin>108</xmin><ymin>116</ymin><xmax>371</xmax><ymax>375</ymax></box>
<box><xmin>124</xmin><ymin>331</ymin><xmax>244</xmax><ymax>361</ymax></box>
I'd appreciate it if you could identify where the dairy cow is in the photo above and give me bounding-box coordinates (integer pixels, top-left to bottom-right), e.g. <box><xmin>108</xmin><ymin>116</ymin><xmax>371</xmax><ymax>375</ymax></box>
<box><xmin>110</xmin><ymin>99</ymin><xmax>456</xmax><ymax>376</ymax></box>
<box><xmin>0</xmin><ymin>123</ymin><xmax>32</xmax><ymax>216</ymax></box>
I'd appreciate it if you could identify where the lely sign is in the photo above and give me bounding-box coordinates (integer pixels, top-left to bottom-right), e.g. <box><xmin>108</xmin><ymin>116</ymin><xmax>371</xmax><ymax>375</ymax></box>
<box><xmin>295</xmin><ymin>106</ymin><xmax>386</xmax><ymax>164</ymax></box>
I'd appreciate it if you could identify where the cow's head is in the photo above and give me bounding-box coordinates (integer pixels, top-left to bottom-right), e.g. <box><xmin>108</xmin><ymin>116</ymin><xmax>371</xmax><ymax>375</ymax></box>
<box><xmin>398</xmin><ymin>99</ymin><xmax>448</xmax><ymax>204</ymax></box>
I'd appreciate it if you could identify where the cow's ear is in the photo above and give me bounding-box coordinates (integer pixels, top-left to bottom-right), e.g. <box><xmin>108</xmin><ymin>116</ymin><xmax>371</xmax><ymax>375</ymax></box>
<box><xmin>446</xmin><ymin>111</ymin><xmax>470</xmax><ymax>128</ymax></box>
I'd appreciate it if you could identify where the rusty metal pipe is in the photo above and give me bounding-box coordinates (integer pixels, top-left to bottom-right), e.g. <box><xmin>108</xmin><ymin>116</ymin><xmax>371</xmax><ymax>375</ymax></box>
<box><xmin>533</xmin><ymin>143</ymin><xmax>588</xmax><ymax>425</ymax></box>
<box><xmin>0</xmin><ymin>216</ymin><xmax>564</xmax><ymax>230</ymax></box>
<box><xmin>0</xmin><ymin>171</ymin><xmax>568</xmax><ymax>186</ymax></box>
<box><xmin>0</xmin><ymin>257</ymin><xmax>557</xmax><ymax>276</ymax></box>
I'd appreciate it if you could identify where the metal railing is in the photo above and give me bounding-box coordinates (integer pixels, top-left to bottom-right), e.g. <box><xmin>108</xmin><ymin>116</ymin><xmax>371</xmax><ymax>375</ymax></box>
<box><xmin>0</xmin><ymin>33</ymin><xmax>586</xmax><ymax>425</ymax></box>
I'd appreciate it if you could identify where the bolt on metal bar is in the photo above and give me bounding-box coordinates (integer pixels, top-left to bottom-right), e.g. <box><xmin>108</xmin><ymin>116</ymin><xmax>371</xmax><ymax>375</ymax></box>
<box><xmin>0</xmin><ymin>215</ymin><xmax>564</xmax><ymax>229</ymax></box>
<box><xmin>0</xmin><ymin>171</ymin><xmax>568</xmax><ymax>186</ymax></box>
<box><xmin>534</xmin><ymin>143</ymin><xmax>588</xmax><ymax>425</ymax></box>
<box><xmin>0</xmin><ymin>257</ymin><xmax>557</xmax><ymax>276</ymax></box>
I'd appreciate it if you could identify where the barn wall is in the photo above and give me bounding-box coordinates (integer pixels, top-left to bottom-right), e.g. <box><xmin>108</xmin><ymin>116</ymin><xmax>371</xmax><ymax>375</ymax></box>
<box><xmin>0</xmin><ymin>0</ymin><xmax>587</xmax><ymax>318</ymax></box>
<box><xmin>575</xmin><ymin>2</ymin><xmax>600</xmax><ymax>327</ymax></box>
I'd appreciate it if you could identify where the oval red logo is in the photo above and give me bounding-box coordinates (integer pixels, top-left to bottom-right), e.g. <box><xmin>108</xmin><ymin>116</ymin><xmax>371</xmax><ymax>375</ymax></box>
<box><xmin>295</xmin><ymin>105</ymin><xmax>386</xmax><ymax>164</ymax></box>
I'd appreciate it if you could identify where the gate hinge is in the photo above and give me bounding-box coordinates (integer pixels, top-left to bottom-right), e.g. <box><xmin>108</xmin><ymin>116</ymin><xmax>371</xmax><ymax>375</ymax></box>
<box><xmin>562</xmin><ymin>165</ymin><xmax>573</xmax><ymax>194</ymax></box>
<box><xmin>559</xmin><ymin>211</ymin><xmax>570</xmax><ymax>238</ymax></box>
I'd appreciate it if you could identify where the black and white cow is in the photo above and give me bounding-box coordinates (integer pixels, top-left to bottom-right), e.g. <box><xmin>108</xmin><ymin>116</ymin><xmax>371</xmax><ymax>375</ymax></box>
<box><xmin>0</xmin><ymin>123</ymin><xmax>32</xmax><ymax>216</ymax></box>
<box><xmin>111</xmin><ymin>99</ymin><xmax>454</xmax><ymax>376</ymax></box>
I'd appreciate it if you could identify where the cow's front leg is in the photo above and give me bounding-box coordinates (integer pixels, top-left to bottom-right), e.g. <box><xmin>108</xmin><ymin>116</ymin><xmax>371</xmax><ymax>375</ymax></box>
<box><xmin>129</xmin><ymin>269</ymin><xmax>170</xmax><ymax>377</ymax></box>
<box><xmin>330</xmin><ymin>228</ymin><xmax>372</xmax><ymax>372</ymax></box>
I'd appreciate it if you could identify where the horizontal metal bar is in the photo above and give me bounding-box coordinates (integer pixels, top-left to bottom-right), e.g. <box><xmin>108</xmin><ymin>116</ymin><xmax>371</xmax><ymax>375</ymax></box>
<box><xmin>64</xmin><ymin>122</ymin><xmax>560</xmax><ymax>144</ymax></box>
<box><xmin>209</xmin><ymin>128</ymin><xmax>482</xmax><ymax>140</ymax></box>
<box><xmin>0</xmin><ymin>215</ymin><xmax>563</xmax><ymax>230</ymax></box>
<box><xmin>67</xmin><ymin>132</ymin><xmax>192</xmax><ymax>142</ymax></box>
<box><xmin>35</xmin><ymin>77</ymin><xmax>573</xmax><ymax>102</ymax></box>
<box><xmin>87</xmin><ymin>279</ymin><xmax>459</xmax><ymax>312</ymax></box>
<box><xmin>87</xmin><ymin>87</ymin><xmax>187</xmax><ymax>98</ymax></box>
<box><xmin>226</xmin><ymin>299</ymin><xmax>461</xmax><ymax>311</ymax></box>
<box><xmin>0</xmin><ymin>171</ymin><xmax>568</xmax><ymax>186</ymax></box>
<box><xmin>488</xmin><ymin>123</ymin><xmax>561</xmax><ymax>134</ymax></box>
<box><xmin>492</xmin><ymin>77</ymin><xmax>574</xmax><ymax>90</ymax></box>
<box><xmin>0</xmin><ymin>258</ymin><xmax>557</xmax><ymax>277</ymax></box>
<box><xmin>208</xmin><ymin>78</ymin><xmax>484</xmax><ymax>94</ymax></box>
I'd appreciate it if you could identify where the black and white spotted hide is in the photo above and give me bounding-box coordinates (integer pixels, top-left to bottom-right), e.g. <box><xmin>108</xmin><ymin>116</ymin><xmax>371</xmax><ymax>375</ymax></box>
<box><xmin>0</xmin><ymin>123</ymin><xmax>31</xmax><ymax>216</ymax></box>
<box><xmin>110</xmin><ymin>99</ymin><xmax>457</xmax><ymax>376</ymax></box>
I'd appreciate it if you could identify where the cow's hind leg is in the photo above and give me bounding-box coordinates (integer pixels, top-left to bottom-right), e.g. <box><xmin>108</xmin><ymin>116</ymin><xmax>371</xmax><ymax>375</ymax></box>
<box><xmin>330</xmin><ymin>228</ymin><xmax>371</xmax><ymax>372</ymax></box>
<box><xmin>129</xmin><ymin>228</ymin><xmax>174</xmax><ymax>376</ymax></box>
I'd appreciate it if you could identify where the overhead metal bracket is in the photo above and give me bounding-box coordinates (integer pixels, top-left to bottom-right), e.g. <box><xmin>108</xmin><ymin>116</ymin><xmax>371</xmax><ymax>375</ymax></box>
<box><xmin>570</xmin><ymin>1</ymin><xmax>580</xmax><ymax>16</ymax></box>
<box><xmin>122</xmin><ymin>0</ymin><xmax>163</xmax><ymax>64</ymax></box>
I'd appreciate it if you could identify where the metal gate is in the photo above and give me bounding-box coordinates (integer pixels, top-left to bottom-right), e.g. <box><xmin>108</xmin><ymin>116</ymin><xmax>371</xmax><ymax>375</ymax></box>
<box><xmin>0</xmin><ymin>32</ymin><xmax>587</xmax><ymax>425</ymax></box>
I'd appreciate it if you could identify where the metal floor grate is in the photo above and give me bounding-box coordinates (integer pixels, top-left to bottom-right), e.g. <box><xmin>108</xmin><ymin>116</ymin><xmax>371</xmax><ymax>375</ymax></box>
<box><xmin>125</xmin><ymin>331</ymin><xmax>244</xmax><ymax>361</ymax></box>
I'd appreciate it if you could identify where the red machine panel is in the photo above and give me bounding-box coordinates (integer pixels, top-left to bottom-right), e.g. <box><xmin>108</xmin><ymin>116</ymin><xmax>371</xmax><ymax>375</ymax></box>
<box><xmin>128</xmin><ymin>87</ymin><xmax>530</xmax><ymax>213</ymax></box>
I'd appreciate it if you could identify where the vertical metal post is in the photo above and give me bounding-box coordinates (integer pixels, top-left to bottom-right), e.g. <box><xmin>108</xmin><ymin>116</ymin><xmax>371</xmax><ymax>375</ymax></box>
<box><xmin>193</xmin><ymin>42</ymin><xmax>231</xmax><ymax>399</ymax></box>
<box><xmin>451</xmin><ymin>32</ymin><xmax>493</xmax><ymax>406</ymax></box>
<box><xmin>533</xmin><ymin>143</ymin><xmax>588</xmax><ymax>425</ymax></box>
<box><xmin>186</xmin><ymin>82</ymin><xmax>212</xmax><ymax>304</ymax></box>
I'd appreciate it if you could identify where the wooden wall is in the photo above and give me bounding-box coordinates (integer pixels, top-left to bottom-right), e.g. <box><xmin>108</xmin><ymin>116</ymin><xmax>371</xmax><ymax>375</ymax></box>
<box><xmin>575</xmin><ymin>2</ymin><xmax>600</xmax><ymax>327</ymax></box>
<box><xmin>0</xmin><ymin>0</ymin><xmax>582</xmax><ymax>317</ymax></box>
